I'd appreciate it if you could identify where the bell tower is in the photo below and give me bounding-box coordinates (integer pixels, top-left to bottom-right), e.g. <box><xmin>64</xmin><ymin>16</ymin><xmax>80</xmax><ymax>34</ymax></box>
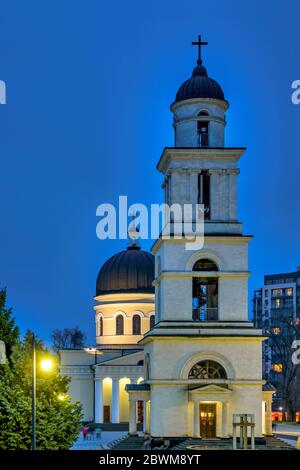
<box><xmin>161</xmin><ymin>43</ymin><xmax>244</xmax><ymax>231</ymax></box>
<box><xmin>128</xmin><ymin>37</ymin><xmax>265</xmax><ymax>440</ymax></box>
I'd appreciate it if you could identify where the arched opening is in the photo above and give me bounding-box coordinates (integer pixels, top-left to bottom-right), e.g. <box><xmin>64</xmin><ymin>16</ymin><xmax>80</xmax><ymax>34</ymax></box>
<box><xmin>98</xmin><ymin>316</ymin><xmax>103</xmax><ymax>336</ymax></box>
<box><xmin>150</xmin><ymin>315</ymin><xmax>155</xmax><ymax>329</ymax></box>
<box><xmin>198</xmin><ymin>110</ymin><xmax>209</xmax><ymax>116</ymax></box>
<box><xmin>193</xmin><ymin>258</ymin><xmax>218</xmax><ymax>271</ymax></box>
<box><xmin>188</xmin><ymin>360</ymin><xmax>227</xmax><ymax>379</ymax></box>
<box><xmin>116</xmin><ymin>314</ymin><xmax>124</xmax><ymax>335</ymax></box>
<box><xmin>132</xmin><ymin>314</ymin><xmax>141</xmax><ymax>335</ymax></box>
<box><xmin>192</xmin><ymin>259</ymin><xmax>218</xmax><ymax>321</ymax></box>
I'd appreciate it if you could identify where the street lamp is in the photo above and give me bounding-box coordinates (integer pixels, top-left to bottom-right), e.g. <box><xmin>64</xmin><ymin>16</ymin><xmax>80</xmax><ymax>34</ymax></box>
<box><xmin>31</xmin><ymin>334</ymin><xmax>54</xmax><ymax>450</ymax></box>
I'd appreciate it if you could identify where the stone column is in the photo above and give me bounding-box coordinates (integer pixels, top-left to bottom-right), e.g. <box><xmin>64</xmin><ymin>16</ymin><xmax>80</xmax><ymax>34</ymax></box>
<box><xmin>94</xmin><ymin>378</ymin><xmax>103</xmax><ymax>424</ymax></box>
<box><xmin>209</xmin><ymin>169</ymin><xmax>221</xmax><ymax>220</ymax></box>
<box><xmin>265</xmin><ymin>400</ymin><xmax>273</xmax><ymax>436</ymax></box>
<box><xmin>111</xmin><ymin>378</ymin><xmax>120</xmax><ymax>424</ymax></box>
<box><xmin>222</xmin><ymin>402</ymin><xmax>229</xmax><ymax>437</ymax></box>
<box><xmin>129</xmin><ymin>399</ymin><xmax>137</xmax><ymax>435</ymax></box>
<box><xmin>193</xmin><ymin>401</ymin><xmax>200</xmax><ymax>438</ymax></box>
<box><xmin>143</xmin><ymin>401</ymin><xmax>150</xmax><ymax>434</ymax></box>
<box><xmin>228</xmin><ymin>169</ymin><xmax>239</xmax><ymax>221</ymax></box>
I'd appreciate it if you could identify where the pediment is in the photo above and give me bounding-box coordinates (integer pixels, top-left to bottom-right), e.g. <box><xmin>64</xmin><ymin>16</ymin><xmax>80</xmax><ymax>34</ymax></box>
<box><xmin>188</xmin><ymin>383</ymin><xmax>232</xmax><ymax>395</ymax></box>
<box><xmin>95</xmin><ymin>350</ymin><xmax>144</xmax><ymax>367</ymax></box>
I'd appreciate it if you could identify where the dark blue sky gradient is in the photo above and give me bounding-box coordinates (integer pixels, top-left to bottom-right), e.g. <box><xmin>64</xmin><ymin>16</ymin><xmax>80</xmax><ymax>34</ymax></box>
<box><xmin>0</xmin><ymin>1</ymin><xmax>299</xmax><ymax>343</ymax></box>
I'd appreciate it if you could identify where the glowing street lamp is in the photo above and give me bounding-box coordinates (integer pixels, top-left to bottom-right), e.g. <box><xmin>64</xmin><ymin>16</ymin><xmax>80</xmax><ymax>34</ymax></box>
<box><xmin>40</xmin><ymin>359</ymin><xmax>53</xmax><ymax>372</ymax></box>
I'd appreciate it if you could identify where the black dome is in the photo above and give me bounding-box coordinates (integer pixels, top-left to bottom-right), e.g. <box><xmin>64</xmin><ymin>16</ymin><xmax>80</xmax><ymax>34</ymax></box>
<box><xmin>175</xmin><ymin>64</ymin><xmax>225</xmax><ymax>103</ymax></box>
<box><xmin>96</xmin><ymin>246</ymin><xmax>154</xmax><ymax>296</ymax></box>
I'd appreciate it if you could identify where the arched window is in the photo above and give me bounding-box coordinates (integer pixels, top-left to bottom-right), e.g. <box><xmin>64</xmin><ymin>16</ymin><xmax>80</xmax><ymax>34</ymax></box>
<box><xmin>193</xmin><ymin>258</ymin><xmax>218</xmax><ymax>271</ymax></box>
<box><xmin>150</xmin><ymin>315</ymin><xmax>155</xmax><ymax>329</ymax></box>
<box><xmin>116</xmin><ymin>314</ymin><xmax>124</xmax><ymax>335</ymax></box>
<box><xmin>198</xmin><ymin>110</ymin><xmax>209</xmax><ymax>116</ymax></box>
<box><xmin>99</xmin><ymin>316</ymin><xmax>103</xmax><ymax>336</ymax></box>
<box><xmin>188</xmin><ymin>360</ymin><xmax>227</xmax><ymax>380</ymax></box>
<box><xmin>132</xmin><ymin>314</ymin><xmax>141</xmax><ymax>335</ymax></box>
<box><xmin>193</xmin><ymin>259</ymin><xmax>218</xmax><ymax>321</ymax></box>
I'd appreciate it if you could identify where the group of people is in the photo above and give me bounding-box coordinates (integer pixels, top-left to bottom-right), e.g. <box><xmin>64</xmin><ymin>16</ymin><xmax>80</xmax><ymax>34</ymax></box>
<box><xmin>81</xmin><ymin>425</ymin><xmax>100</xmax><ymax>440</ymax></box>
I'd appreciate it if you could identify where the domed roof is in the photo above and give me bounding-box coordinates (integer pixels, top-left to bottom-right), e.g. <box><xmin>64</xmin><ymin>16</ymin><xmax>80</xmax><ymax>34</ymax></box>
<box><xmin>96</xmin><ymin>245</ymin><xmax>154</xmax><ymax>296</ymax></box>
<box><xmin>175</xmin><ymin>63</ymin><xmax>225</xmax><ymax>103</ymax></box>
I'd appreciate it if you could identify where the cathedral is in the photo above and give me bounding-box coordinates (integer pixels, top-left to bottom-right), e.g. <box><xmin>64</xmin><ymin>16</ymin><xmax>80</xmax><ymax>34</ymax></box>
<box><xmin>60</xmin><ymin>38</ymin><xmax>274</xmax><ymax>439</ymax></box>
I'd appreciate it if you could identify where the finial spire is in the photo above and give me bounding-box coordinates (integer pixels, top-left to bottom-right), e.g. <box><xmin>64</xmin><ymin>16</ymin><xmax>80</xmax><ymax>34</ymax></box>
<box><xmin>127</xmin><ymin>212</ymin><xmax>141</xmax><ymax>249</ymax></box>
<box><xmin>192</xmin><ymin>34</ymin><xmax>208</xmax><ymax>65</ymax></box>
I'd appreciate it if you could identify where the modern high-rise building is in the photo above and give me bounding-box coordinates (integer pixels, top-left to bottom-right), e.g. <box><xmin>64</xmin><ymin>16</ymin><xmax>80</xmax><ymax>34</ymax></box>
<box><xmin>253</xmin><ymin>268</ymin><xmax>300</xmax><ymax>420</ymax></box>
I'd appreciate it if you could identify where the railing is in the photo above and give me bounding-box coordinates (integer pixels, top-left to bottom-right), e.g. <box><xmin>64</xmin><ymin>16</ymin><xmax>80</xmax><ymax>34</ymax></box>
<box><xmin>197</xmin><ymin>133</ymin><xmax>208</xmax><ymax>147</ymax></box>
<box><xmin>192</xmin><ymin>307</ymin><xmax>218</xmax><ymax>321</ymax></box>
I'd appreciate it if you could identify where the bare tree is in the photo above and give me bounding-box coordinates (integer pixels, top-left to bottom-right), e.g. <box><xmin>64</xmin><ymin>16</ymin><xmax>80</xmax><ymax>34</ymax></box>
<box><xmin>263</xmin><ymin>314</ymin><xmax>300</xmax><ymax>420</ymax></box>
<box><xmin>51</xmin><ymin>327</ymin><xmax>87</xmax><ymax>352</ymax></box>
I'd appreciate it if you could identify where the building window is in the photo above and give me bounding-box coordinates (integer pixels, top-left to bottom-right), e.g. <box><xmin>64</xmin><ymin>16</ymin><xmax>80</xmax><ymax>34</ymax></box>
<box><xmin>192</xmin><ymin>259</ymin><xmax>218</xmax><ymax>321</ymax></box>
<box><xmin>272</xmin><ymin>364</ymin><xmax>283</xmax><ymax>373</ymax></box>
<box><xmin>188</xmin><ymin>360</ymin><xmax>227</xmax><ymax>379</ymax></box>
<box><xmin>197</xmin><ymin>111</ymin><xmax>208</xmax><ymax>147</ymax></box>
<box><xmin>99</xmin><ymin>316</ymin><xmax>103</xmax><ymax>336</ymax></box>
<box><xmin>272</xmin><ymin>288</ymin><xmax>283</xmax><ymax>297</ymax></box>
<box><xmin>193</xmin><ymin>258</ymin><xmax>218</xmax><ymax>272</ymax></box>
<box><xmin>193</xmin><ymin>277</ymin><xmax>218</xmax><ymax>321</ymax></box>
<box><xmin>198</xmin><ymin>171</ymin><xmax>210</xmax><ymax>220</ymax></box>
<box><xmin>116</xmin><ymin>315</ymin><xmax>124</xmax><ymax>335</ymax></box>
<box><xmin>286</xmin><ymin>287</ymin><xmax>293</xmax><ymax>297</ymax></box>
<box><xmin>132</xmin><ymin>314</ymin><xmax>141</xmax><ymax>335</ymax></box>
<box><xmin>275</xmin><ymin>298</ymin><xmax>281</xmax><ymax>309</ymax></box>
<box><xmin>150</xmin><ymin>315</ymin><xmax>155</xmax><ymax>329</ymax></box>
<box><xmin>265</xmin><ymin>289</ymin><xmax>268</xmax><ymax>298</ymax></box>
<box><xmin>272</xmin><ymin>327</ymin><xmax>281</xmax><ymax>335</ymax></box>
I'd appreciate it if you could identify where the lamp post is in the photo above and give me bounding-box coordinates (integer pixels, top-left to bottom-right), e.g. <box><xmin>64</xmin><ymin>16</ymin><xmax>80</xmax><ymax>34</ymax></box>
<box><xmin>31</xmin><ymin>333</ymin><xmax>54</xmax><ymax>450</ymax></box>
<box><xmin>32</xmin><ymin>334</ymin><xmax>36</xmax><ymax>451</ymax></box>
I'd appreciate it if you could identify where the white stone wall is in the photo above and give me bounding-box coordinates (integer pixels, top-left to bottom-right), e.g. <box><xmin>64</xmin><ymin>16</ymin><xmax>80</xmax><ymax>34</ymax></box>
<box><xmin>154</xmin><ymin>239</ymin><xmax>250</xmax><ymax>322</ymax></box>
<box><xmin>171</xmin><ymin>98</ymin><xmax>227</xmax><ymax>148</ymax></box>
<box><xmin>150</xmin><ymin>385</ymin><xmax>189</xmax><ymax>437</ymax></box>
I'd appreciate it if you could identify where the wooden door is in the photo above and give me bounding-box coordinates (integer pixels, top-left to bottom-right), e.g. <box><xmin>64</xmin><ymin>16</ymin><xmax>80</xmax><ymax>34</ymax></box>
<box><xmin>137</xmin><ymin>400</ymin><xmax>144</xmax><ymax>423</ymax></box>
<box><xmin>103</xmin><ymin>405</ymin><xmax>110</xmax><ymax>423</ymax></box>
<box><xmin>200</xmin><ymin>404</ymin><xmax>216</xmax><ymax>438</ymax></box>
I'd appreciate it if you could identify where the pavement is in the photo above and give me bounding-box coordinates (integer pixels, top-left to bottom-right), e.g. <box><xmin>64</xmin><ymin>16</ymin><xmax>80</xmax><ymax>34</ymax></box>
<box><xmin>71</xmin><ymin>431</ymin><xmax>127</xmax><ymax>450</ymax></box>
<box><xmin>273</xmin><ymin>423</ymin><xmax>300</xmax><ymax>448</ymax></box>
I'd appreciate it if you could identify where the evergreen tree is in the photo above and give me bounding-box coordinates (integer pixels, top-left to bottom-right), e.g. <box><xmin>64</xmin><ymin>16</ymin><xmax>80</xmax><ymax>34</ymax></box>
<box><xmin>0</xmin><ymin>288</ymin><xmax>19</xmax><ymax>362</ymax></box>
<box><xmin>0</xmin><ymin>331</ymin><xmax>83</xmax><ymax>450</ymax></box>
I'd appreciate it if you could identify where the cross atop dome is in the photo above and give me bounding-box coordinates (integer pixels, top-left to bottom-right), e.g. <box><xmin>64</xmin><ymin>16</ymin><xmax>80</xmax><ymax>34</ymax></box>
<box><xmin>192</xmin><ymin>34</ymin><xmax>208</xmax><ymax>65</ymax></box>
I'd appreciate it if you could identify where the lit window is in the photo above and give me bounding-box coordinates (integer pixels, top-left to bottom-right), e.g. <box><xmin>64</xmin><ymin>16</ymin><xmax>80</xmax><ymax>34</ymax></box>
<box><xmin>275</xmin><ymin>299</ymin><xmax>281</xmax><ymax>308</ymax></box>
<box><xmin>286</xmin><ymin>288</ymin><xmax>293</xmax><ymax>297</ymax></box>
<box><xmin>272</xmin><ymin>364</ymin><xmax>283</xmax><ymax>373</ymax></box>
<box><xmin>272</xmin><ymin>327</ymin><xmax>281</xmax><ymax>335</ymax></box>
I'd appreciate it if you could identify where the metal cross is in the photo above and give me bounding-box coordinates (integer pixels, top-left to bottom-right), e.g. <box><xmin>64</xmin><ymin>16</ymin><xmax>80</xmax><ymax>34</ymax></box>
<box><xmin>192</xmin><ymin>34</ymin><xmax>208</xmax><ymax>65</ymax></box>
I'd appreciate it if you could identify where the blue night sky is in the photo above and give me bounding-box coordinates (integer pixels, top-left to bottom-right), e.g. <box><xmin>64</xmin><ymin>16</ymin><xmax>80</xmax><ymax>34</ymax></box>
<box><xmin>0</xmin><ymin>1</ymin><xmax>299</xmax><ymax>344</ymax></box>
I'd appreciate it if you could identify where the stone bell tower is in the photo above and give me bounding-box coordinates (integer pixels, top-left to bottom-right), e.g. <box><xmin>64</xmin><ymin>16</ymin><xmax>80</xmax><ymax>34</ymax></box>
<box><xmin>127</xmin><ymin>36</ymin><xmax>268</xmax><ymax>441</ymax></box>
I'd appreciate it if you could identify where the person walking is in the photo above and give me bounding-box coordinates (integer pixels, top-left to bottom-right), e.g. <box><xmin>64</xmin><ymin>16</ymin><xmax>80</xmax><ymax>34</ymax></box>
<box><xmin>82</xmin><ymin>425</ymin><xmax>88</xmax><ymax>441</ymax></box>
